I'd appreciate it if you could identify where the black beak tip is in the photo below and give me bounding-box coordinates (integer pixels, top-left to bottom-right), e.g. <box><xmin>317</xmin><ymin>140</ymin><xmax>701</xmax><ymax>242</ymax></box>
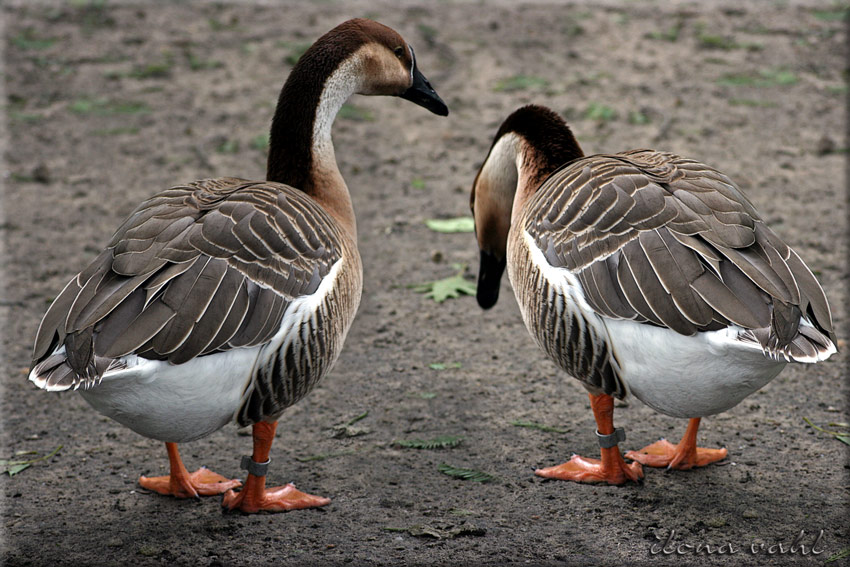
<box><xmin>476</xmin><ymin>287</ymin><xmax>499</xmax><ymax>310</ymax></box>
<box><xmin>401</xmin><ymin>86</ymin><xmax>448</xmax><ymax>116</ymax></box>
<box><xmin>422</xmin><ymin>80</ymin><xmax>448</xmax><ymax>116</ymax></box>
<box><xmin>476</xmin><ymin>250</ymin><xmax>506</xmax><ymax>310</ymax></box>
<box><xmin>401</xmin><ymin>64</ymin><xmax>449</xmax><ymax>116</ymax></box>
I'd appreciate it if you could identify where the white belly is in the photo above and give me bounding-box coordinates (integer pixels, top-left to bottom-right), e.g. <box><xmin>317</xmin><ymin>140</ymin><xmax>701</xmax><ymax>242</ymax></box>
<box><xmin>605</xmin><ymin>319</ymin><xmax>785</xmax><ymax>418</ymax></box>
<box><xmin>79</xmin><ymin>348</ymin><xmax>259</xmax><ymax>443</ymax></box>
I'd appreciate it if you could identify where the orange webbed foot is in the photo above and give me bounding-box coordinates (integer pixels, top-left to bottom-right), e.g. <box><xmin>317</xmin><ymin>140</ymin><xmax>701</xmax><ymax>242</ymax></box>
<box><xmin>535</xmin><ymin>450</ymin><xmax>643</xmax><ymax>485</ymax></box>
<box><xmin>223</xmin><ymin>421</ymin><xmax>329</xmax><ymax>513</ymax></box>
<box><xmin>139</xmin><ymin>466</ymin><xmax>242</xmax><ymax>499</ymax></box>
<box><xmin>222</xmin><ymin>478</ymin><xmax>330</xmax><ymax>514</ymax></box>
<box><xmin>625</xmin><ymin>439</ymin><xmax>727</xmax><ymax>470</ymax></box>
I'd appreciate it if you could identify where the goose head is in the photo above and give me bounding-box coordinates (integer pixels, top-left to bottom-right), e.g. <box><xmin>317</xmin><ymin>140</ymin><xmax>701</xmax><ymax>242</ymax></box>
<box><xmin>470</xmin><ymin>105</ymin><xmax>584</xmax><ymax>308</ymax></box>
<box><xmin>267</xmin><ymin>19</ymin><xmax>448</xmax><ymax>234</ymax></box>
<box><xmin>356</xmin><ymin>28</ymin><xmax>448</xmax><ymax>116</ymax></box>
<box><xmin>293</xmin><ymin>18</ymin><xmax>448</xmax><ymax>116</ymax></box>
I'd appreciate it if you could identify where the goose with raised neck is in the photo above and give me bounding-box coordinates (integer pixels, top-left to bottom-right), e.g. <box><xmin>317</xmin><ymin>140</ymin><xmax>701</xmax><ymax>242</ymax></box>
<box><xmin>471</xmin><ymin>104</ymin><xmax>836</xmax><ymax>485</ymax></box>
<box><xmin>28</xmin><ymin>18</ymin><xmax>448</xmax><ymax>514</ymax></box>
<box><xmin>267</xmin><ymin>19</ymin><xmax>447</xmax><ymax>238</ymax></box>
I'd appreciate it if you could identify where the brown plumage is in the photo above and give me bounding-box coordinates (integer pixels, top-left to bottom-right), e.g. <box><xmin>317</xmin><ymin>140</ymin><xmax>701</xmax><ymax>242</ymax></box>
<box><xmin>29</xmin><ymin>18</ymin><xmax>448</xmax><ymax>512</ymax></box>
<box><xmin>31</xmin><ymin>178</ymin><xmax>357</xmax><ymax>420</ymax></box>
<box><xmin>524</xmin><ymin>149</ymin><xmax>835</xmax><ymax>360</ymax></box>
<box><xmin>471</xmin><ymin>104</ymin><xmax>836</xmax><ymax>484</ymax></box>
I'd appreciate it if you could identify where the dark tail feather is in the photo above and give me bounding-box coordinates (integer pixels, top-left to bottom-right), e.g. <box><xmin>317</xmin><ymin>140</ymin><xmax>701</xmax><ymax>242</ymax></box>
<box><xmin>30</xmin><ymin>352</ymin><xmax>119</xmax><ymax>392</ymax></box>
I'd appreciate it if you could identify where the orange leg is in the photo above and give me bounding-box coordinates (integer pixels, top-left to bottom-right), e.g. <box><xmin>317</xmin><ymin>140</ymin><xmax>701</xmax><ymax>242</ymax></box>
<box><xmin>222</xmin><ymin>421</ymin><xmax>331</xmax><ymax>513</ymax></box>
<box><xmin>139</xmin><ymin>442</ymin><xmax>241</xmax><ymax>498</ymax></box>
<box><xmin>625</xmin><ymin>418</ymin><xmax>728</xmax><ymax>470</ymax></box>
<box><xmin>535</xmin><ymin>393</ymin><xmax>643</xmax><ymax>485</ymax></box>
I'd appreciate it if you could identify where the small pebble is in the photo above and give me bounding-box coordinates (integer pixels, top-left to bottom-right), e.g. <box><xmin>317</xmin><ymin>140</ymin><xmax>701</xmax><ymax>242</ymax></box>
<box><xmin>816</xmin><ymin>135</ymin><xmax>836</xmax><ymax>155</ymax></box>
<box><xmin>742</xmin><ymin>509</ymin><xmax>758</xmax><ymax>519</ymax></box>
<box><xmin>138</xmin><ymin>545</ymin><xmax>159</xmax><ymax>557</ymax></box>
<box><xmin>32</xmin><ymin>164</ymin><xmax>51</xmax><ymax>184</ymax></box>
<box><xmin>705</xmin><ymin>516</ymin><xmax>727</xmax><ymax>528</ymax></box>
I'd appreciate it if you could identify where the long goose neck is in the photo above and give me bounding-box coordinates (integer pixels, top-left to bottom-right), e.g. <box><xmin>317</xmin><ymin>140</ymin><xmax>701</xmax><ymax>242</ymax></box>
<box><xmin>512</xmin><ymin>137</ymin><xmax>554</xmax><ymax>221</ymax></box>
<box><xmin>515</xmin><ymin>135</ymin><xmax>585</xmax><ymax>219</ymax></box>
<box><xmin>267</xmin><ymin>47</ymin><xmax>364</xmax><ymax>238</ymax></box>
<box><xmin>476</xmin><ymin>133</ymin><xmax>579</xmax><ymax>227</ymax></box>
<box><xmin>481</xmin><ymin>107</ymin><xmax>585</xmax><ymax>225</ymax></box>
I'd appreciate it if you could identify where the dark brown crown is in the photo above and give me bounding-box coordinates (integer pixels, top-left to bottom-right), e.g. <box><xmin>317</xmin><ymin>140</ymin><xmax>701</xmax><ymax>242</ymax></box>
<box><xmin>493</xmin><ymin>104</ymin><xmax>585</xmax><ymax>177</ymax></box>
<box><xmin>267</xmin><ymin>19</ymin><xmax>410</xmax><ymax>190</ymax></box>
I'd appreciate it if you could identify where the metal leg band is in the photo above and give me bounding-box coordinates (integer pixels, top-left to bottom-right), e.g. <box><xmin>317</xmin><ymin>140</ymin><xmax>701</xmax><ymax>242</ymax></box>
<box><xmin>240</xmin><ymin>455</ymin><xmax>271</xmax><ymax>477</ymax></box>
<box><xmin>596</xmin><ymin>427</ymin><xmax>626</xmax><ymax>449</ymax></box>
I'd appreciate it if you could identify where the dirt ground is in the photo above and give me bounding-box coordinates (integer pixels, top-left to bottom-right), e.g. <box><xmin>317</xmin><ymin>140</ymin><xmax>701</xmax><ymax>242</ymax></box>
<box><xmin>1</xmin><ymin>1</ymin><xmax>848</xmax><ymax>566</ymax></box>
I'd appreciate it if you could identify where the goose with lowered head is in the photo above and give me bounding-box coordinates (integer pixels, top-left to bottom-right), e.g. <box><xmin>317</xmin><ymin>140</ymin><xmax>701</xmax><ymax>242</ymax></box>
<box><xmin>471</xmin><ymin>105</ymin><xmax>835</xmax><ymax>484</ymax></box>
<box><xmin>29</xmin><ymin>18</ymin><xmax>448</xmax><ymax>513</ymax></box>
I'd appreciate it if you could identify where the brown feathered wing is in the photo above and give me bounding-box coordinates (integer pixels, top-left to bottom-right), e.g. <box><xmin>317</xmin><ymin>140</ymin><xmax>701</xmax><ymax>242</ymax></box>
<box><xmin>525</xmin><ymin>150</ymin><xmax>835</xmax><ymax>362</ymax></box>
<box><xmin>30</xmin><ymin>177</ymin><xmax>343</xmax><ymax>391</ymax></box>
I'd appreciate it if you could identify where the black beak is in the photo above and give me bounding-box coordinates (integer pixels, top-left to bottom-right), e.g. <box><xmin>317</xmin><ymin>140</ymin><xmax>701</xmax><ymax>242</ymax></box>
<box><xmin>476</xmin><ymin>250</ymin><xmax>506</xmax><ymax>309</ymax></box>
<box><xmin>400</xmin><ymin>49</ymin><xmax>448</xmax><ymax>116</ymax></box>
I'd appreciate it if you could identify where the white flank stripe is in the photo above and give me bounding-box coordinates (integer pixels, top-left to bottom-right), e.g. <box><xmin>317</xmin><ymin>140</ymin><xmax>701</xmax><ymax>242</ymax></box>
<box><xmin>519</xmin><ymin>230</ymin><xmax>787</xmax><ymax>419</ymax></box>
<box><xmin>70</xmin><ymin>259</ymin><xmax>345</xmax><ymax>443</ymax></box>
<box><xmin>517</xmin><ymin>230</ymin><xmax>625</xmax><ymax>381</ymax></box>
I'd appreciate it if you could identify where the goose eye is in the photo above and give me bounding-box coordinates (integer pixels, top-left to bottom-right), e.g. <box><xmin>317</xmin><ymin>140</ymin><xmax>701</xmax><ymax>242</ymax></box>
<box><xmin>393</xmin><ymin>46</ymin><xmax>405</xmax><ymax>58</ymax></box>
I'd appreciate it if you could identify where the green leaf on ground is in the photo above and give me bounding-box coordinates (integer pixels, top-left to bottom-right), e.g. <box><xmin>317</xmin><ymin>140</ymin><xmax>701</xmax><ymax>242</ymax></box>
<box><xmin>717</xmin><ymin>69</ymin><xmax>797</xmax><ymax>87</ymax></box>
<box><xmin>280</xmin><ymin>41</ymin><xmax>312</xmax><ymax>65</ymax></box>
<box><xmin>628</xmin><ymin>110</ymin><xmax>650</xmax><ymax>125</ymax></box>
<box><xmin>425</xmin><ymin>217</ymin><xmax>475</xmax><ymax>233</ymax></box>
<box><xmin>695</xmin><ymin>25</ymin><xmax>763</xmax><ymax>51</ymax></box>
<box><xmin>438</xmin><ymin>463</ymin><xmax>495</xmax><ymax>483</ymax></box>
<box><xmin>330</xmin><ymin>410</ymin><xmax>370</xmax><ymax>438</ymax></box>
<box><xmin>412</xmin><ymin>265</ymin><xmax>476</xmax><ymax>303</ymax></box>
<box><xmin>184</xmin><ymin>48</ymin><xmax>223</xmax><ymax>71</ymax></box>
<box><xmin>250</xmin><ymin>133</ymin><xmax>270</xmax><ymax>151</ymax></box>
<box><xmin>217</xmin><ymin>139</ymin><xmax>239</xmax><ymax>154</ymax></box>
<box><xmin>128</xmin><ymin>57</ymin><xmax>173</xmax><ymax>79</ymax></box>
<box><xmin>69</xmin><ymin>98</ymin><xmax>150</xmax><ymax>115</ymax></box>
<box><xmin>345</xmin><ymin>411</ymin><xmax>369</xmax><ymax>426</ymax></box>
<box><xmin>414</xmin><ymin>274</ymin><xmax>476</xmax><ymax>302</ymax></box>
<box><xmin>1</xmin><ymin>445</ymin><xmax>62</xmax><ymax>476</ymax></box>
<box><xmin>12</xmin><ymin>29</ymin><xmax>56</xmax><ymax>51</ymax></box>
<box><xmin>826</xmin><ymin>547</ymin><xmax>850</xmax><ymax>564</ymax></box>
<box><xmin>93</xmin><ymin>126</ymin><xmax>140</xmax><ymax>136</ymax></box>
<box><xmin>417</xmin><ymin>23</ymin><xmax>438</xmax><ymax>43</ymax></box>
<box><xmin>428</xmin><ymin>362</ymin><xmax>462</xmax><ymax>371</ymax></box>
<box><xmin>803</xmin><ymin>417</ymin><xmax>850</xmax><ymax>446</ymax></box>
<box><xmin>9</xmin><ymin>112</ymin><xmax>43</xmax><ymax>123</ymax></box>
<box><xmin>395</xmin><ymin>436</ymin><xmax>464</xmax><ymax>449</ymax></box>
<box><xmin>208</xmin><ymin>16</ymin><xmax>240</xmax><ymax>31</ymax></box>
<box><xmin>585</xmin><ymin>102</ymin><xmax>617</xmax><ymax>121</ymax></box>
<box><xmin>728</xmin><ymin>98</ymin><xmax>778</xmax><ymax>108</ymax></box>
<box><xmin>645</xmin><ymin>22</ymin><xmax>682</xmax><ymax>42</ymax></box>
<box><xmin>812</xmin><ymin>9</ymin><xmax>848</xmax><ymax>22</ymax></box>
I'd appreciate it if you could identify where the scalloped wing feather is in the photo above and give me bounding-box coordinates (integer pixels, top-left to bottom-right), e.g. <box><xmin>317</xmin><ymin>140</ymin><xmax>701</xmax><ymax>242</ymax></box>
<box><xmin>524</xmin><ymin>150</ymin><xmax>835</xmax><ymax>360</ymax></box>
<box><xmin>30</xmin><ymin>178</ymin><xmax>346</xmax><ymax>390</ymax></box>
